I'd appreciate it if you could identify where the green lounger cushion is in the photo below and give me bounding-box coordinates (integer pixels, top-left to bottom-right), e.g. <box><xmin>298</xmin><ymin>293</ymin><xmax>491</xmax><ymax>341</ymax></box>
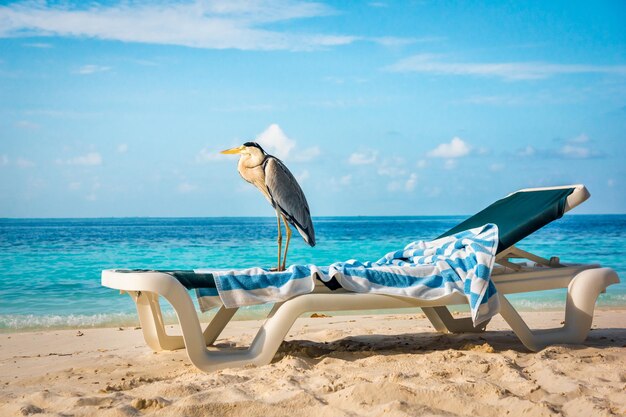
<box><xmin>437</xmin><ymin>187</ymin><xmax>574</xmax><ymax>253</ymax></box>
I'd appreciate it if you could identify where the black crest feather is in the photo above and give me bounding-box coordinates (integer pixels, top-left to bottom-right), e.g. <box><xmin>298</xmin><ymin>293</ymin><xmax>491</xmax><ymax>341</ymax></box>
<box><xmin>243</xmin><ymin>141</ymin><xmax>266</xmax><ymax>154</ymax></box>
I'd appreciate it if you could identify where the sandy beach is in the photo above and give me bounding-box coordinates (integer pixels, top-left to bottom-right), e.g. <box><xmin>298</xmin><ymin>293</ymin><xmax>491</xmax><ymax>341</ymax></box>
<box><xmin>1</xmin><ymin>310</ymin><xmax>625</xmax><ymax>417</ymax></box>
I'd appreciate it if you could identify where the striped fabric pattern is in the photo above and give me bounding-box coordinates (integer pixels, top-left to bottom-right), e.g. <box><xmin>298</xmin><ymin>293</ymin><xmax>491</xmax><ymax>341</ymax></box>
<box><xmin>196</xmin><ymin>223</ymin><xmax>500</xmax><ymax>325</ymax></box>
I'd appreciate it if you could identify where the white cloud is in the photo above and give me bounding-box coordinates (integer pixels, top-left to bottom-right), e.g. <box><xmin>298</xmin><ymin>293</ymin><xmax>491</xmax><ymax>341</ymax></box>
<box><xmin>458</xmin><ymin>95</ymin><xmax>525</xmax><ymax>106</ymax></box>
<box><xmin>489</xmin><ymin>163</ymin><xmax>505</xmax><ymax>172</ymax></box>
<box><xmin>58</xmin><ymin>152</ymin><xmax>102</xmax><ymax>166</ymax></box>
<box><xmin>427</xmin><ymin>137</ymin><xmax>470</xmax><ymax>158</ymax></box>
<box><xmin>377</xmin><ymin>157</ymin><xmax>406</xmax><ymax>177</ymax></box>
<box><xmin>443</xmin><ymin>159</ymin><xmax>457</xmax><ymax>170</ymax></box>
<box><xmin>518</xmin><ymin>146</ymin><xmax>536</xmax><ymax>157</ymax></box>
<box><xmin>85</xmin><ymin>180</ymin><xmax>100</xmax><ymax>201</ymax></box>
<box><xmin>178</xmin><ymin>182</ymin><xmax>197</xmax><ymax>193</ymax></box>
<box><xmin>405</xmin><ymin>173</ymin><xmax>417</xmax><ymax>191</ymax></box>
<box><xmin>307</xmin><ymin>96</ymin><xmax>382</xmax><ymax>109</ymax></box>
<box><xmin>387</xmin><ymin>180</ymin><xmax>401</xmax><ymax>192</ymax></box>
<box><xmin>386</xmin><ymin>54</ymin><xmax>626</xmax><ymax>80</ymax></box>
<box><xmin>607</xmin><ymin>179</ymin><xmax>615</xmax><ymax>188</ymax></box>
<box><xmin>208</xmin><ymin>103</ymin><xmax>274</xmax><ymax>112</ymax></box>
<box><xmin>426</xmin><ymin>186</ymin><xmax>441</xmax><ymax>197</ymax></box>
<box><xmin>68</xmin><ymin>182</ymin><xmax>81</xmax><ymax>191</ymax></box>
<box><xmin>416</xmin><ymin>159</ymin><xmax>427</xmax><ymax>169</ymax></box>
<box><xmin>16</xmin><ymin>157</ymin><xmax>35</xmax><ymax>168</ymax></box>
<box><xmin>555</xmin><ymin>133</ymin><xmax>601</xmax><ymax>159</ymax></box>
<box><xmin>371</xmin><ymin>36</ymin><xmax>415</xmax><ymax>47</ymax></box>
<box><xmin>75</xmin><ymin>64</ymin><xmax>111</xmax><ymax>75</ymax></box>
<box><xmin>518</xmin><ymin>134</ymin><xmax>601</xmax><ymax>160</ymax></box>
<box><xmin>23</xmin><ymin>42</ymin><xmax>52</xmax><ymax>48</ymax></box>
<box><xmin>0</xmin><ymin>0</ymin><xmax>366</xmax><ymax>51</ymax></box>
<box><xmin>256</xmin><ymin>124</ymin><xmax>295</xmax><ymax>160</ymax></box>
<box><xmin>296</xmin><ymin>170</ymin><xmax>310</xmax><ymax>183</ymax></box>
<box><xmin>558</xmin><ymin>144</ymin><xmax>593</xmax><ymax>159</ymax></box>
<box><xmin>323</xmin><ymin>76</ymin><xmax>345</xmax><ymax>84</ymax></box>
<box><xmin>348</xmin><ymin>149</ymin><xmax>378</xmax><ymax>165</ymax></box>
<box><xmin>570</xmin><ymin>133</ymin><xmax>589</xmax><ymax>144</ymax></box>
<box><xmin>15</xmin><ymin>120</ymin><xmax>39</xmax><ymax>129</ymax></box>
<box><xmin>387</xmin><ymin>173</ymin><xmax>418</xmax><ymax>192</ymax></box>
<box><xmin>330</xmin><ymin>174</ymin><xmax>352</xmax><ymax>190</ymax></box>
<box><xmin>117</xmin><ymin>143</ymin><xmax>128</xmax><ymax>153</ymax></box>
<box><xmin>371</xmin><ymin>35</ymin><xmax>441</xmax><ymax>48</ymax></box>
<box><xmin>0</xmin><ymin>155</ymin><xmax>8</xmax><ymax>166</ymax></box>
<box><xmin>456</xmin><ymin>91</ymin><xmax>591</xmax><ymax>107</ymax></box>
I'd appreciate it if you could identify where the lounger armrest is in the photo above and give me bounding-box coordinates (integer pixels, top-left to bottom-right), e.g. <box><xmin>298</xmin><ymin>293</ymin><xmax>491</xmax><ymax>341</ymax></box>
<box><xmin>102</xmin><ymin>269</ymin><xmax>182</xmax><ymax>294</ymax></box>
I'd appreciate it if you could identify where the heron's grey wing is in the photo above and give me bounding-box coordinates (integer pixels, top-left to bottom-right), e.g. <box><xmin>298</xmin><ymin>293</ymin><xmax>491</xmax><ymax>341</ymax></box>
<box><xmin>264</xmin><ymin>156</ymin><xmax>315</xmax><ymax>247</ymax></box>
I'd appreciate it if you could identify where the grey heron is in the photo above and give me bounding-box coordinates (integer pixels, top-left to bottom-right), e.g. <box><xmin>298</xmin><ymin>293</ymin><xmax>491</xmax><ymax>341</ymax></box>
<box><xmin>221</xmin><ymin>142</ymin><xmax>315</xmax><ymax>271</ymax></box>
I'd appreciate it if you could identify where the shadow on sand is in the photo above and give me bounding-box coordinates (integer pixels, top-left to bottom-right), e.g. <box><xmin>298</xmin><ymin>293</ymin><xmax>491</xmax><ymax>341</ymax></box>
<box><xmin>274</xmin><ymin>327</ymin><xmax>626</xmax><ymax>363</ymax></box>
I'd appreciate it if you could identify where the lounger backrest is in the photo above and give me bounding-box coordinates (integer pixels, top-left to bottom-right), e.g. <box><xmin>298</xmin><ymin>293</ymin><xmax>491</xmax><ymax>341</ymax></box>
<box><xmin>437</xmin><ymin>186</ymin><xmax>586</xmax><ymax>253</ymax></box>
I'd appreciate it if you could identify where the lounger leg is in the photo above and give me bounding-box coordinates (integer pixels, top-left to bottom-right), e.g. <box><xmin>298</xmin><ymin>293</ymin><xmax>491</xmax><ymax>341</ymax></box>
<box><xmin>152</xmin><ymin>277</ymin><xmax>293</xmax><ymax>371</ymax></box>
<box><xmin>498</xmin><ymin>267</ymin><xmax>619</xmax><ymax>351</ymax></box>
<box><xmin>202</xmin><ymin>303</ymin><xmax>281</xmax><ymax>348</ymax></box>
<box><xmin>421</xmin><ymin>307</ymin><xmax>449</xmax><ymax>333</ymax></box>
<box><xmin>132</xmin><ymin>291</ymin><xmax>185</xmax><ymax>351</ymax></box>
<box><xmin>422</xmin><ymin>306</ymin><xmax>490</xmax><ymax>333</ymax></box>
<box><xmin>133</xmin><ymin>291</ymin><xmax>240</xmax><ymax>350</ymax></box>
<box><xmin>202</xmin><ymin>306</ymin><xmax>239</xmax><ymax>346</ymax></box>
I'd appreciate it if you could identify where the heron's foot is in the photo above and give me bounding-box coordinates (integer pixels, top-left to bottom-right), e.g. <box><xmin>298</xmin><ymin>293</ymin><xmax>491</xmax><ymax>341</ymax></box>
<box><xmin>269</xmin><ymin>266</ymin><xmax>286</xmax><ymax>272</ymax></box>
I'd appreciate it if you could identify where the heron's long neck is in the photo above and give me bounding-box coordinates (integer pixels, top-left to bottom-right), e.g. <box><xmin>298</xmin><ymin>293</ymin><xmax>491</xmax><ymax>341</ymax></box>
<box><xmin>237</xmin><ymin>155</ymin><xmax>272</xmax><ymax>202</ymax></box>
<box><xmin>238</xmin><ymin>153</ymin><xmax>265</xmax><ymax>170</ymax></box>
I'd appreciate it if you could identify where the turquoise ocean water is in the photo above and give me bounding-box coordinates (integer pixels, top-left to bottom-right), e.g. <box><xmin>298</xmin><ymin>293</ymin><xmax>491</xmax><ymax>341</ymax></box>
<box><xmin>0</xmin><ymin>215</ymin><xmax>624</xmax><ymax>332</ymax></box>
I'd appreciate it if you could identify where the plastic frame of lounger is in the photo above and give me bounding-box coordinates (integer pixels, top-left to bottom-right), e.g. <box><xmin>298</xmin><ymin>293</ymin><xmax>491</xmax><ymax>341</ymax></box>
<box><xmin>101</xmin><ymin>184</ymin><xmax>620</xmax><ymax>371</ymax></box>
<box><xmin>102</xmin><ymin>265</ymin><xmax>619</xmax><ymax>372</ymax></box>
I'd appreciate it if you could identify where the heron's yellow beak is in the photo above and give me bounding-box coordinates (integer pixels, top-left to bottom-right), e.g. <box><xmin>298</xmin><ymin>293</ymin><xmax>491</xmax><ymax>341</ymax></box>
<box><xmin>220</xmin><ymin>146</ymin><xmax>244</xmax><ymax>155</ymax></box>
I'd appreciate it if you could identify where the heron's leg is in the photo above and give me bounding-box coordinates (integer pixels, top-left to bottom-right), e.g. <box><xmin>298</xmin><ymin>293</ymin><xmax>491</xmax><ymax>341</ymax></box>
<box><xmin>275</xmin><ymin>211</ymin><xmax>283</xmax><ymax>271</ymax></box>
<box><xmin>281</xmin><ymin>215</ymin><xmax>292</xmax><ymax>271</ymax></box>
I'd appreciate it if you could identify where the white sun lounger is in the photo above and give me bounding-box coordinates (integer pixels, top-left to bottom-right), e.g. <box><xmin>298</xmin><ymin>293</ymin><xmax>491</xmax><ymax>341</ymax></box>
<box><xmin>101</xmin><ymin>184</ymin><xmax>620</xmax><ymax>372</ymax></box>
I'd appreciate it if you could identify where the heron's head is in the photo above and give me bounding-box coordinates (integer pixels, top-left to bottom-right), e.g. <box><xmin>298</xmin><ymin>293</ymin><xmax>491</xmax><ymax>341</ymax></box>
<box><xmin>220</xmin><ymin>142</ymin><xmax>267</xmax><ymax>163</ymax></box>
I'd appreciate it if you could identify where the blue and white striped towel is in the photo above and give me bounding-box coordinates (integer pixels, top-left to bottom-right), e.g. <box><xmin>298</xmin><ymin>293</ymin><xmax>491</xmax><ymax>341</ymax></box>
<box><xmin>196</xmin><ymin>223</ymin><xmax>499</xmax><ymax>325</ymax></box>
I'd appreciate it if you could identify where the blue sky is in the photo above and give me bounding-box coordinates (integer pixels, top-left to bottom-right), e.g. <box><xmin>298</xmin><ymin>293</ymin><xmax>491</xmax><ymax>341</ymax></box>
<box><xmin>0</xmin><ymin>0</ymin><xmax>624</xmax><ymax>217</ymax></box>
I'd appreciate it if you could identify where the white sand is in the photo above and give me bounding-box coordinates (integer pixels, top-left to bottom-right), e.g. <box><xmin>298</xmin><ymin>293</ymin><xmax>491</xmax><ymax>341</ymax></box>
<box><xmin>1</xmin><ymin>310</ymin><xmax>625</xmax><ymax>417</ymax></box>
